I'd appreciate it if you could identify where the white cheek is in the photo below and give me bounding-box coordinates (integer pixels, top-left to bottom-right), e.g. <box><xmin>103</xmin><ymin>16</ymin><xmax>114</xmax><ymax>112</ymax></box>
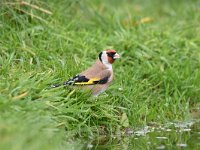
<box><xmin>102</xmin><ymin>53</ymin><xmax>108</xmax><ymax>63</ymax></box>
<box><xmin>101</xmin><ymin>51</ymin><xmax>112</xmax><ymax>70</ymax></box>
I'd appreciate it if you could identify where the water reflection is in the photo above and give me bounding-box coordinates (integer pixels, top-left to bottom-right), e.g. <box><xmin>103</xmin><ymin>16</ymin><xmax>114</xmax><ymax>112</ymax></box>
<box><xmin>85</xmin><ymin>120</ymin><xmax>200</xmax><ymax>150</ymax></box>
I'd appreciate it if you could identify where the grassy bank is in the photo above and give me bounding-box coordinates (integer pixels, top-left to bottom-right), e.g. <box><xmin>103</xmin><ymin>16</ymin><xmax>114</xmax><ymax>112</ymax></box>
<box><xmin>0</xmin><ymin>0</ymin><xmax>200</xmax><ymax>149</ymax></box>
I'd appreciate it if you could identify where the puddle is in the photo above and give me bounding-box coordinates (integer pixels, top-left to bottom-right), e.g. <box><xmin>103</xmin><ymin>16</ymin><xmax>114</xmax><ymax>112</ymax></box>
<box><xmin>83</xmin><ymin>119</ymin><xmax>200</xmax><ymax>149</ymax></box>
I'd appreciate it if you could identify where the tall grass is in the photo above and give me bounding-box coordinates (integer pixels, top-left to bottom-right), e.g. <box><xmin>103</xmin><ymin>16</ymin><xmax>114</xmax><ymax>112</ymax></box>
<box><xmin>0</xmin><ymin>0</ymin><xmax>200</xmax><ymax>149</ymax></box>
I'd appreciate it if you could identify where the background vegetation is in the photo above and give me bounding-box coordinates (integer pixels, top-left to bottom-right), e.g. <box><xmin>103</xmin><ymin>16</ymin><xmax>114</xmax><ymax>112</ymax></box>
<box><xmin>0</xmin><ymin>0</ymin><xmax>199</xmax><ymax>149</ymax></box>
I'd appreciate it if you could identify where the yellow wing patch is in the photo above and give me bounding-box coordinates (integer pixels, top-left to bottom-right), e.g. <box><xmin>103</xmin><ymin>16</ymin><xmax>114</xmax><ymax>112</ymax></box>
<box><xmin>74</xmin><ymin>78</ymin><xmax>100</xmax><ymax>85</ymax></box>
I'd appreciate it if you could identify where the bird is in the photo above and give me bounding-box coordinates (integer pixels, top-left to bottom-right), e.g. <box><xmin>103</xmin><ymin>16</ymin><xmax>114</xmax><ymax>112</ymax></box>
<box><xmin>51</xmin><ymin>49</ymin><xmax>120</xmax><ymax>96</ymax></box>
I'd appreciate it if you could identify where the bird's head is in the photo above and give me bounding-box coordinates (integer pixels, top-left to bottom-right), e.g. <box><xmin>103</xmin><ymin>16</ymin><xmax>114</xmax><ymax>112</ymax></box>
<box><xmin>99</xmin><ymin>49</ymin><xmax>120</xmax><ymax>65</ymax></box>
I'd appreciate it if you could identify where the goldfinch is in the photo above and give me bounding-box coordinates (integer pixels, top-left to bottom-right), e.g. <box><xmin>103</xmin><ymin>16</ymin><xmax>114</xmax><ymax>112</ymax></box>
<box><xmin>51</xmin><ymin>50</ymin><xmax>120</xmax><ymax>96</ymax></box>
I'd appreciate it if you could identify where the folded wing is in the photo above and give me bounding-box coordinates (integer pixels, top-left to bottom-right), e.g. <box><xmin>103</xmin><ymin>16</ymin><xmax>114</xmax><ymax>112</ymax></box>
<box><xmin>64</xmin><ymin>74</ymin><xmax>110</xmax><ymax>86</ymax></box>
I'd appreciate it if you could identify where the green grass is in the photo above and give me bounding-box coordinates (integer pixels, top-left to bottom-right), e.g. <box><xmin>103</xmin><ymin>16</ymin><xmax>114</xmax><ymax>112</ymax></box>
<box><xmin>0</xmin><ymin>0</ymin><xmax>200</xmax><ymax>149</ymax></box>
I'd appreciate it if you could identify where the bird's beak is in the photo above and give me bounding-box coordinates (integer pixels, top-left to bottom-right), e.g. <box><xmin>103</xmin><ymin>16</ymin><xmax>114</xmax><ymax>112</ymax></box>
<box><xmin>113</xmin><ymin>53</ymin><xmax>120</xmax><ymax>59</ymax></box>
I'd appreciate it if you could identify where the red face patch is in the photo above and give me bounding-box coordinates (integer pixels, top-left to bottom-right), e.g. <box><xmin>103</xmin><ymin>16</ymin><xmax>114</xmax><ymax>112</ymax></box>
<box><xmin>108</xmin><ymin>56</ymin><xmax>115</xmax><ymax>64</ymax></box>
<box><xmin>106</xmin><ymin>49</ymin><xmax>117</xmax><ymax>64</ymax></box>
<box><xmin>106</xmin><ymin>49</ymin><xmax>116</xmax><ymax>53</ymax></box>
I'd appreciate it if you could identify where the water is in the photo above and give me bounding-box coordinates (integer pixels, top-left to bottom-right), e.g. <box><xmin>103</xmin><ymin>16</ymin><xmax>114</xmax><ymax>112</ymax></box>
<box><xmin>84</xmin><ymin>119</ymin><xmax>200</xmax><ymax>150</ymax></box>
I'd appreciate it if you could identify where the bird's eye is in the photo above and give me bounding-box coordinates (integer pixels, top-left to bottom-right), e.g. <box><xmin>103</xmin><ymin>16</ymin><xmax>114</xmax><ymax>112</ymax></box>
<box><xmin>107</xmin><ymin>53</ymin><xmax>112</xmax><ymax>57</ymax></box>
<box><xmin>107</xmin><ymin>52</ymin><xmax>116</xmax><ymax>57</ymax></box>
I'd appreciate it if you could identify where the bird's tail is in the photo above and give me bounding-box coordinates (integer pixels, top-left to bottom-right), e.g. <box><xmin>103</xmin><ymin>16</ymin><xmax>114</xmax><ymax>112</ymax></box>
<box><xmin>50</xmin><ymin>83</ymin><xmax>62</xmax><ymax>88</ymax></box>
<box><xmin>49</xmin><ymin>79</ymin><xmax>75</xmax><ymax>89</ymax></box>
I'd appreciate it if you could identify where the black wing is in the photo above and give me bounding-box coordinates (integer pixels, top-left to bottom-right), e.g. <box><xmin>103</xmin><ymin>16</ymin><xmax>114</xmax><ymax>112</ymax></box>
<box><xmin>50</xmin><ymin>75</ymin><xmax>109</xmax><ymax>88</ymax></box>
<box><xmin>63</xmin><ymin>75</ymin><xmax>89</xmax><ymax>85</ymax></box>
<box><xmin>64</xmin><ymin>75</ymin><xmax>109</xmax><ymax>85</ymax></box>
